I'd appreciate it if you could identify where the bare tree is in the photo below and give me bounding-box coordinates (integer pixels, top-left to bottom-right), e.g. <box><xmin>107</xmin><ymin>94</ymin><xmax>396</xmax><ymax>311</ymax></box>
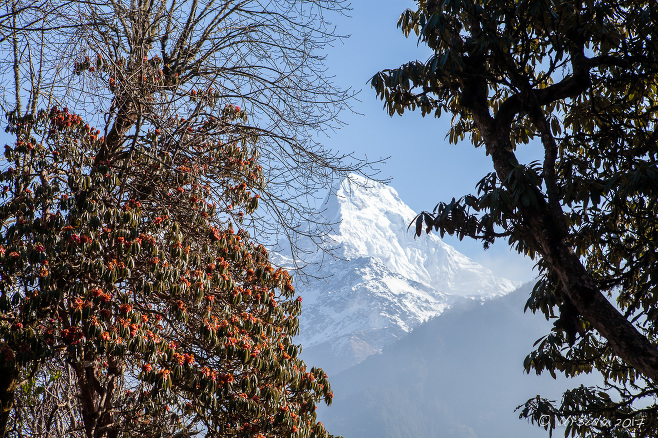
<box><xmin>8</xmin><ymin>359</ymin><xmax>83</xmax><ymax>438</ymax></box>
<box><xmin>1</xmin><ymin>0</ymin><xmax>376</xmax><ymax>259</ymax></box>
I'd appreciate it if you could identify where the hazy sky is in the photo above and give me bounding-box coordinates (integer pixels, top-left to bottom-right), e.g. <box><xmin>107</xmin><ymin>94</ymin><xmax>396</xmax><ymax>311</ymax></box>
<box><xmin>320</xmin><ymin>0</ymin><xmax>538</xmax><ymax>282</ymax></box>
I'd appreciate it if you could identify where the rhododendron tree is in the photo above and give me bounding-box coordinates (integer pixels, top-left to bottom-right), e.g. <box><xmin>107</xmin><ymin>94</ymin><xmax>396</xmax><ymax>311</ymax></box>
<box><xmin>1</xmin><ymin>104</ymin><xmax>334</xmax><ymax>437</ymax></box>
<box><xmin>0</xmin><ymin>0</ymin><xmax>358</xmax><ymax>437</ymax></box>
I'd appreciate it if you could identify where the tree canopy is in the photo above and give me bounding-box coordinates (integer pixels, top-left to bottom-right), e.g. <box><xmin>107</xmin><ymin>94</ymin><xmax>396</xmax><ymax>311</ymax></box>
<box><xmin>373</xmin><ymin>0</ymin><xmax>658</xmax><ymax>436</ymax></box>
<box><xmin>0</xmin><ymin>0</ymin><xmax>362</xmax><ymax>436</ymax></box>
<box><xmin>2</xmin><ymin>105</ymin><xmax>333</xmax><ymax>437</ymax></box>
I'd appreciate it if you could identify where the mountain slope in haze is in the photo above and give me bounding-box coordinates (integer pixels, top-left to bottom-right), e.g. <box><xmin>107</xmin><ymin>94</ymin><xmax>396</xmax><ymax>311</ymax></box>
<box><xmin>317</xmin><ymin>284</ymin><xmax>601</xmax><ymax>438</ymax></box>
<box><xmin>278</xmin><ymin>174</ymin><xmax>519</xmax><ymax>373</ymax></box>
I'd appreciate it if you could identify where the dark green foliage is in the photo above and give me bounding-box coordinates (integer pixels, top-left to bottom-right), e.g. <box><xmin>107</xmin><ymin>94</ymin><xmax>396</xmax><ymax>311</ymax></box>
<box><xmin>376</xmin><ymin>1</ymin><xmax>658</xmax><ymax>436</ymax></box>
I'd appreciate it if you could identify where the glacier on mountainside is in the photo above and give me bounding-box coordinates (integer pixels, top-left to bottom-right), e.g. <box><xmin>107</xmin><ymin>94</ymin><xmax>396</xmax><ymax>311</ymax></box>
<box><xmin>274</xmin><ymin>174</ymin><xmax>519</xmax><ymax>374</ymax></box>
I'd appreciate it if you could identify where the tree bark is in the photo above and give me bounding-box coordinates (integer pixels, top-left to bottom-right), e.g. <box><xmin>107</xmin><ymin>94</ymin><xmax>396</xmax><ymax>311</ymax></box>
<box><xmin>0</xmin><ymin>360</ymin><xmax>17</xmax><ymax>438</ymax></box>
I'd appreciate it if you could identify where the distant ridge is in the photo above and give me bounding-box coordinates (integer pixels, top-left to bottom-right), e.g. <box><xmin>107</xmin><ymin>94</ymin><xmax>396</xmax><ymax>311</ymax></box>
<box><xmin>316</xmin><ymin>284</ymin><xmax>601</xmax><ymax>438</ymax></box>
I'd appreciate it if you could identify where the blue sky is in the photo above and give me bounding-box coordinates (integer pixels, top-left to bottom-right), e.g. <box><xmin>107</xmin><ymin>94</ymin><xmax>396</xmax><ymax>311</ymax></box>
<box><xmin>320</xmin><ymin>1</ymin><xmax>537</xmax><ymax>282</ymax></box>
<box><xmin>0</xmin><ymin>0</ymin><xmax>537</xmax><ymax>282</ymax></box>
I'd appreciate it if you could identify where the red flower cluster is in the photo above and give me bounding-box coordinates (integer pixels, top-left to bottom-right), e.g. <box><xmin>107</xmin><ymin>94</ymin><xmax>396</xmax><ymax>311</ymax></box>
<box><xmin>61</xmin><ymin>326</ymin><xmax>84</xmax><ymax>344</ymax></box>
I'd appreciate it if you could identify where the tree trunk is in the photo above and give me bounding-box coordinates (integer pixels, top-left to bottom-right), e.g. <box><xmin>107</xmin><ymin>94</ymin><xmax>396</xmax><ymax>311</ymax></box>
<box><xmin>0</xmin><ymin>352</ymin><xmax>18</xmax><ymax>438</ymax></box>
<box><xmin>472</xmin><ymin>102</ymin><xmax>658</xmax><ymax>383</ymax></box>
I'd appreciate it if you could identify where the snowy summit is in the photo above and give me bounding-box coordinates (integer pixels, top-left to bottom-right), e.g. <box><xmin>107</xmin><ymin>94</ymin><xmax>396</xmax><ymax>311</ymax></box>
<box><xmin>278</xmin><ymin>174</ymin><xmax>519</xmax><ymax>373</ymax></box>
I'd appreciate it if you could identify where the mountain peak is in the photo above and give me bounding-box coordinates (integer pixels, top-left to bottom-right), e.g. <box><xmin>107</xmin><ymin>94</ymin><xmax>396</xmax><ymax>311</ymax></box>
<box><xmin>321</xmin><ymin>173</ymin><xmax>408</xmax><ymax>225</ymax></box>
<box><xmin>320</xmin><ymin>174</ymin><xmax>515</xmax><ymax>297</ymax></box>
<box><xmin>335</xmin><ymin>173</ymin><xmax>406</xmax><ymax>209</ymax></box>
<box><xmin>323</xmin><ymin>174</ymin><xmax>418</xmax><ymax>255</ymax></box>
<box><xmin>284</xmin><ymin>174</ymin><xmax>519</xmax><ymax>373</ymax></box>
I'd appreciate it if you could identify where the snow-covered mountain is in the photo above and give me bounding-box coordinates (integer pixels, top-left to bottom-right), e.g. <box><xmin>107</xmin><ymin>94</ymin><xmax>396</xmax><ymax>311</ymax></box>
<box><xmin>276</xmin><ymin>174</ymin><xmax>519</xmax><ymax>374</ymax></box>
